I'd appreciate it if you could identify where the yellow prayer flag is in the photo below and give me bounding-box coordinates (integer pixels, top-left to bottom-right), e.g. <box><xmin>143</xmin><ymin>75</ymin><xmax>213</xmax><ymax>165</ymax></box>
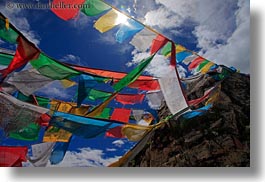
<box><xmin>176</xmin><ymin>44</ymin><xmax>186</xmax><ymax>53</ymax></box>
<box><xmin>200</xmin><ymin>62</ymin><xmax>215</xmax><ymax>74</ymax></box>
<box><xmin>121</xmin><ymin>124</ymin><xmax>152</xmax><ymax>142</ymax></box>
<box><xmin>94</xmin><ymin>9</ymin><xmax>119</xmax><ymax>33</ymax></box>
<box><xmin>60</xmin><ymin>79</ymin><xmax>76</xmax><ymax>88</ymax></box>
<box><xmin>43</xmin><ymin>126</ymin><xmax>72</xmax><ymax>143</ymax></box>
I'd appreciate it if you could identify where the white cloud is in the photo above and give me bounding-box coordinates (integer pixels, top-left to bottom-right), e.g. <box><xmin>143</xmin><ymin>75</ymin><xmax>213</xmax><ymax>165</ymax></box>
<box><xmin>140</xmin><ymin>0</ymin><xmax>250</xmax><ymax>73</ymax></box>
<box><xmin>47</xmin><ymin>147</ymin><xmax>121</xmax><ymax>167</ymax></box>
<box><xmin>128</xmin><ymin>51</ymin><xmax>170</xmax><ymax>78</ymax></box>
<box><xmin>61</xmin><ymin>54</ymin><xmax>81</xmax><ymax>65</ymax></box>
<box><xmin>36</xmin><ymin>80</ymin><xmax>72</xmax><ymax>100</ymax></box>
<box><xmin>112</xmin><ymin>139</ymin><xmax>125</xmax><ymax>148</ymax></box>
<box><xmin>195</xmin><ymin>0</ymin><xmax>250</xmax><ymax>73</ymax></box>
<box><xmin>106</xmin><ymin>148</ymin><xmax>117</xmax><ymax>152</ymax></box>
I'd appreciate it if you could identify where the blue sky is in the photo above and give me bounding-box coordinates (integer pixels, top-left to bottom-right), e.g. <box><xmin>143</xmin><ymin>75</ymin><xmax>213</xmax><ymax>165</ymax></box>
<box><xmin>0</xmin><ymin>0</ymin><xmax>250</xmax><ymax>167</ymax></box>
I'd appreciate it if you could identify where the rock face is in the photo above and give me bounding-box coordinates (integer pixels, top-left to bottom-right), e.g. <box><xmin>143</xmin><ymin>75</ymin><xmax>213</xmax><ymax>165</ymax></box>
<box><xmin>128</xmin><ymin>72</ymin><xmax>250</xmax><ymax>167</ymax></box>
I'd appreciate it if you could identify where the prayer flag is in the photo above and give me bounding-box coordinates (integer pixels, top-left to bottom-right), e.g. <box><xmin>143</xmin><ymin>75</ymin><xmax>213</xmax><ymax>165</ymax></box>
<box><xmin>116</xmin><ymin>19</ymin><xmax>144</xmax><ymax>43</ymax></box>
<box><xmin>130</xmin><ymin>28</ymin><xmax>157</xmax><ymax>52</ymax></box>
<box><xmin>51</xmin><ymin>0</ymin><xmax>85</xmax><ymax>20</ymax></box>
<box><xmin>81</xmin><ymin>0</ymin><xmax>111</xmax><ymax>16</ymax></box>
<box><xmin>94</xmin><ymin>9</ymin><xmax>120</xmax><ymax>33</ymax></box>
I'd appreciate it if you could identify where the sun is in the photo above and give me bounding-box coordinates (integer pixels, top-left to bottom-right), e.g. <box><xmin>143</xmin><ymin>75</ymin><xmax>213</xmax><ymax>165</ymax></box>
<box><xmin>115</xmin><ymin>11</ymin><xmax>129</xmax><ymax>25</ymax></box>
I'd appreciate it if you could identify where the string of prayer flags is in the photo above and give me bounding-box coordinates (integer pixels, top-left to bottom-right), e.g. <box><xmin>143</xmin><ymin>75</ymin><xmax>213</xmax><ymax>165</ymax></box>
<box><xmin>94</xmin><ymin>9</ymin><xmax>120</xmax><ymax>33</ymax></box>
<box><xmin>50</xmin><ymin>112</ymin><xmax>121</xmax><ymax>138</ymax></box>
<box><xmin>51</xmin><ymin>0</ymin><xmax>85</xmax><ymax>21</ymax></box>
<box><xmin>71</xmin><ymin>65</ymin><xmax>159</xmax><ymax>90</ymax></box>
<box><xmin>182</xmin><ymin>55</ymin><xmax>198</xmax><ymax>65</ymax></box>
<box><xmin>0</xmin><ymin>36</ymin><xmax>40</xmax><ymax>80</ymax></box>
<box><xmin>116</xmin><ymin>19</ymin><xmax>144</xmax><ymax>43</ymax></box>
<box><xmin>200</xmin><ymin>62</ymin><xmax>216</xmax><ymax>74</ymax></box>
<box><xmin>0</xmin><ymin>17</ymin><xmax>18</xmax><ymax>44</ymax></box>
<box><xmin>113</xmin><ymin>54</ymin><xmax>155</xmax><ymax>92</ymax></box>
<box><xmin>0</xmin><ymin>146</ymin><xmax>28</xmax><ymax>167</ymax></box>
<box><xmin>81</xmin><ymin>0</ymin><xmax>111</xmax><ymax>16</ymax></box>
<box><xmin>150</xmin><ymin>34</ymin><xmax>168</xmax><ymax>54</ymax></box>
<box><xmin>30</xmin><ymin>53</ymin><xmax>81</xmax><ymax>80</ymax></box>
<box><xmin>130</xmin><ymin>28</ymin><xmax>157</xmax><ymax>52</ymax></box>
<box><xmin>29</xmin><ymin>142</ymin><xmax>55</xmax><ymax>167</ymax></box>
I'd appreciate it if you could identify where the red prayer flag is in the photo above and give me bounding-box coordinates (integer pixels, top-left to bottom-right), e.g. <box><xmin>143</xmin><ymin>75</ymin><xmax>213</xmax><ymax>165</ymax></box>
<box><xmin>128</xmin><ymin>79</ymin><xmax>160</xmax><ymax>90</ymax></box>
<box><xmin>51</xmin><ymin>0</ymin><xmax>85</xmax><ymax>21</ymax></box>
<box><xmin>0</xmin><ymin>36</ymin><xmax>40</xmax><ymax>80</ymax></box>
<box><xmin>188</xmin><ymin>57</ymin><xmax>205</xmax><ymax>70</ymax></box>
<box><xmin>0</xmin><ymin>146</ymin><xmax>28</xmax><ymax>167</ymax></box>
<box><xmin>150</xmin><ymin>34</ymin><xmax>168</xmax><ymax>54</ymax></box>
<box><xmin>115</xmin><ymin>94</ymin><xmax>145</xmax><ymax>105</ymax></box>
<box><xmin>37</xmin><ymin>113</ymin><xmax>51</xmax><ymax>127</ymax></box>
<box><xmin>110</xmin><ymin>108</ymin><xmax>131</xmax><ymax>123</ymax></box>
<box><xmin>105</xmin><ymin>126</ymin><xmax>124</xmax><ymax>138</ymax></box>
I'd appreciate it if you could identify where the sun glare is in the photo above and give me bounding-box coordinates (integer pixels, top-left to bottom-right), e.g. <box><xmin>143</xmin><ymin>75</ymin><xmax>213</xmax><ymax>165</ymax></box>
<box><xmin>116</xmin><ymin>12</ymin><xmax>129</xmax><ymax>25</ymax></box>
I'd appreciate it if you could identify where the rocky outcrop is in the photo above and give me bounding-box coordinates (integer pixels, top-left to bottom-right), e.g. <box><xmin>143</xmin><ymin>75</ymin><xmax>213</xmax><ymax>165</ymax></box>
<box><xmin>128</xmin><ymin>72</ymin><xmax>250</xmax><ymax>167</ymax></box>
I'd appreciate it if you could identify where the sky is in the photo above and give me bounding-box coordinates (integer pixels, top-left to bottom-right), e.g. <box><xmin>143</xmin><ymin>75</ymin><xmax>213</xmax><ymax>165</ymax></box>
<box><xmin>0</xmin><ymin>0</ymin><xmax>250</xmax><ymax>167</ymax></box>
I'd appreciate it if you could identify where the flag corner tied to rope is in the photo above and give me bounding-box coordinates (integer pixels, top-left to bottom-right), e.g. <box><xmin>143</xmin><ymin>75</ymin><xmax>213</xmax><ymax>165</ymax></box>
<box><xmin>50</xmin><ymin>0</ymin><xmax>86</xmax><ymax>21</ymax></box>
<box><xmin>150</xmin><ymin>34</ymin><xmax>168</xmax><ymax>55</ymax></box>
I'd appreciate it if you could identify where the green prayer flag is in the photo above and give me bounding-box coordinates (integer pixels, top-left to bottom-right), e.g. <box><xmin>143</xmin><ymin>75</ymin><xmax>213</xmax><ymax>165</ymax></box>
<box><xmin>81</xmin><ymin>0</ymin><xmax>111</xmax><ymax>16</ymax></box>
<box><xmin>198</xmin><ymin>60</ymin><xmax>210</xmax><ymax>70</ymax></box>
<box><xmin>113</xmin><ymin>54</ymin><xmax>155</xmax><ymax>92</ymax></box>
<box><xmin>30</xmin><ymin>53</ymin><xmax>81</xmax><ymax>80</ymax></box>
<box><xmin>0</xmin><ymin>19</ymin><xmax>18</xmax><ymax>44</ymax></box>
<box><xmin>161</xmin><ymin>42</ymin><xmax>171</xmax><ymax>56</ymax></box>
<box><xmin>0</xmin><ymin>53</ymin><xmax>13</xmax><ymax>66</ymax></box>
<box><xmin>16</xmin><ymin>92</ymin><xmax>50</xmax><ymax>108</ymax></box>
<box><xmin>9</xmin><ymin>123</ymin><xmax>41</xmax><ymax>141</ymax></box>
<box><xmin>88</xmin><ymin>89</ymin><xmax>112</xmax><ymax>101</ymax></box>
<box><xmin>95</xmin><ymin>107</ymin><xmax>111</xmax><ymax>119</ymax></box>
